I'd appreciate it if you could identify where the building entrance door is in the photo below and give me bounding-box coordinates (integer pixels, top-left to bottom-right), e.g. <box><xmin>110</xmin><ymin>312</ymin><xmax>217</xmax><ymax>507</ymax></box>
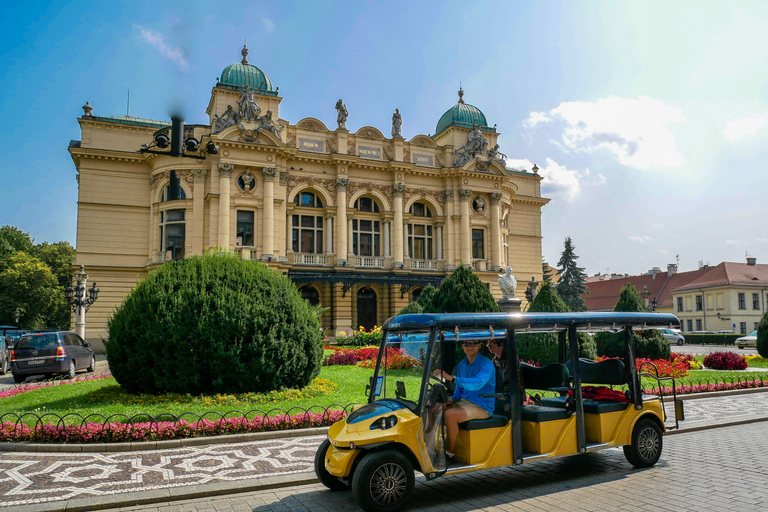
<box><xmin>357</xmin><ymin>287</ymin><xmax>377</xmax><ymax>331</ymax></box>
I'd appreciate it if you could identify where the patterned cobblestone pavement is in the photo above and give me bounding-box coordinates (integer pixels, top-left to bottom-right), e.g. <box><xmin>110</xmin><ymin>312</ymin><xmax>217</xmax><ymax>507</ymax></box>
<box><xmin>1</xmin><ymin>390</ymin><xmax>767</xmax><ymax>511</ymax></box>
<box><xmin>80</xmin><ymin>422</ymin><xmax>768</xmax><ymax>512</ymax></box>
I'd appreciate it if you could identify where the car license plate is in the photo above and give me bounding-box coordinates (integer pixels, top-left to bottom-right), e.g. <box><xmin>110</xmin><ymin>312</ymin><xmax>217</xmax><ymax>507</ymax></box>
<box><xmin>27</xmin><ymin>359</ymin><xmax>46</xmax><ymax>365</ymax></box>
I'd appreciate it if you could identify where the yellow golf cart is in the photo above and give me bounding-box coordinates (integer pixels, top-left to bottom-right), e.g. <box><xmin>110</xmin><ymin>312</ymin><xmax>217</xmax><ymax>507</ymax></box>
<box><xmin>315</xmin><ymin>312</ymin><xmax>684</xmax><ymax>512</ymax></box>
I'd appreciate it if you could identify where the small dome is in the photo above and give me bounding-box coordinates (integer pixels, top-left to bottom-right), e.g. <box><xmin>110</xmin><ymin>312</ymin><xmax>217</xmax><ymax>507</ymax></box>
<box><xmin>434</xmin><ymin>87</ymin><xmax>494</xmax><ymax>137</ymax></box>
<box><xmin>218</xmin><ymin>45</ymin><xmax>277</xmax><ymax>95</ymax></box>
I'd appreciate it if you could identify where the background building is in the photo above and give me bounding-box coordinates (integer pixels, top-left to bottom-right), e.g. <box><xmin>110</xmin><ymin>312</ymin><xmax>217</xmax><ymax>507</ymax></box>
<box><xmin>583</xmin><ymin>258</ymin><xmax>768</xmax><ymax>334</ymax></box>
<box><xmin>69</xmin><ymin>47</ymin><xmax>550</xmax><ymax>348</ymax></box>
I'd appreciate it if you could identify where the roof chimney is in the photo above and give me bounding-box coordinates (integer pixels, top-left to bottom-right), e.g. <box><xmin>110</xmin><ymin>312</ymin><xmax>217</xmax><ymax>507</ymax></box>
<box><xmin>667</xmin><ymin>263</ymin><xmax>677</xmax><ymax>276</ymax></box>
<box><xmin>651</xmin><ymin>267</ymin><xmax>660</xmax><ymax>280</ymax></box>
<box><xmin>747</xmin><ymin>257</ymin><xmax>757</xmax><ymax>266</ymax></box>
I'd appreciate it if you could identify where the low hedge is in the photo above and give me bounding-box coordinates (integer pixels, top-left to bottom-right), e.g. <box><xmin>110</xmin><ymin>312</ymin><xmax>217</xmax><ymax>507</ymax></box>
<box><xmin>682</xmin><ymin>333</ymin><xmax>741</xmax><ymax>345</ymax></box>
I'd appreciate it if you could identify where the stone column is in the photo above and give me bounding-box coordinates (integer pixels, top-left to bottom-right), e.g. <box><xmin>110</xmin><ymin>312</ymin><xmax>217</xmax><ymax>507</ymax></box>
<box><xmin>191</xmin><ymin>169</ymin><xmax>207</xmax><ymax>255</ymax></box>
<box><xmin>459</xmin><ymin>188</ymin><xmax>472</xmax><ymax>266</ymax></box>
<box><xmin>436</xmin><ymin>222</ymin><xmax>443</xmax><ymax>260</ymax></box>
<box><xmin>444</xmin><ymin>190</ymin><xmax>455</xmax><ymax>269</ymax></box>
<box><xmin>489</xmin><ymin>192</ymin><xmax>502</xmax><ymax>271</ymax></box>
<box><xmin>217</xmin><ymin>163</ymin><xmax>234</xmax><ymax>248</ymax></box>
<box><xmin>383</xmin><ymin>220</ymin><xmax>391</xmax><ymax>257</ymax></box>
<box><xmin>392</xmin><ymin>183</ymin><xmax>406</xmax><ymax>267</ymax></box>
<box><xmin>403</xmin><ymin>220</ymin><xmax>409</xmax><ymax>259</ymax></box>
<box><xmin>279</xmin><ymin>172</ymin><xmax>290</xmax><ymax>262</ymax></box>
<box><xmin>335</xmin><ymin>178</ymin><xmax>349</xmax><ymax>265</ymax></box>
<box><xmin>325</xmin><ymin>213</ymin><xmax>334</xmax><ymax>258</ymax></box>
<box><xmin>286</xmin><ymin>207</ymin><xmax>293</xmax><ymax>257</ymax></box>
<box><xmin>261</xmin><ymin>167</ymin><xmax>277</xmax><ymax>261</ymax></box>
<box><xmin>348</xmin><ymin>217</ymin><xmax>354</xmax><ymax>262</ymax></box>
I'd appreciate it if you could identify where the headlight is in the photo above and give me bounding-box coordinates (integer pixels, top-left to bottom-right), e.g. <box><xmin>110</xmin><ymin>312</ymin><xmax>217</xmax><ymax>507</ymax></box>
<box><xmin>369</xmin><ymin>415</ymin><xmax>398</xmax><ymax>430</ymax></box>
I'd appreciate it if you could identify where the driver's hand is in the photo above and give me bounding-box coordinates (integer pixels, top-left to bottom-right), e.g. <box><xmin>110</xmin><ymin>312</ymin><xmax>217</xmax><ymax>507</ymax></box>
<box><xmin>446</xmin><ymin>397</ymin><xmax>455</xmax><ymax>407</ymax></box>
<box><xmin>433</xmin><ymin>369</ymin><xmax>450</xmax><ymax>380</ymax></box>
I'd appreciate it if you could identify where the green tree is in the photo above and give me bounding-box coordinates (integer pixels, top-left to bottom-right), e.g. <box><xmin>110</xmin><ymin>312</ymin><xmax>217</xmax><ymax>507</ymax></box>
<box><xmin>426</xmin><ymin>265</ymin><xmax>501</xmax><ymax>314</ymax></box>
<box><xmin>397</xmin><ymin>301</ymin><xmax>423</xmax><ymax>315</ymax></box>
<box><xmin>556</xmin><ymin>237</ymin><xmax>587</xmax><ymax>312</ymax></box>
<box><xmin>614</xmin><ymin>283</ymin><xmax>648</xmax><ymax>312</ymax></box>
<box><xmin>0</xmin><ymin>226</ymin><xmax>34</xmax><ymax>268</ymax></box>
<box><xmin>0</xmin><ymin>252</ymin><xmax>63</xmax><ymax>329</ymax></box>
<box><xmin>757</xmin><ymin>310</ymin><xmax>768</xmax><ymax>358</ymax></box>
<box><xmin>107</xmin><ymin>252</ymin><xmax>323</xmax><ymax>395</ymax></box>
<box><xmin>526</xmin><ymin>281</ymin><xmax>569</xmax><ymax>313</ymax></box>
<box><xmin>416</xmin><ymin>285</ymin><xmax>439</xmax><ymax>311</ymax></box>
<box><xmin>34</xmin><ymin>242</ymin><xmax>76</xmax><ymax>329</ymax></box>
<box><xmin>542</xmin><ymin>257</ymin><xmax>553</xmax><ymax>282</ymax></box>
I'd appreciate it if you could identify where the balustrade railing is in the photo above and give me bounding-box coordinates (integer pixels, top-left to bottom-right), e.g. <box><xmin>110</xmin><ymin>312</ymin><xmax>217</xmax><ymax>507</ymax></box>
<box><xmin>354</xmin><ymin>256</ymin><xmax>385</xmax><ymax>268</ymax></box>
<box><xmin>410</xmin><ymin>259</ymin><xmax>439</xmax><ymax>270</ymax></box>
<box><xmin>294</xmin><ymin>253</ymin><xmax>328</xmax><ymax>265</ymax></box>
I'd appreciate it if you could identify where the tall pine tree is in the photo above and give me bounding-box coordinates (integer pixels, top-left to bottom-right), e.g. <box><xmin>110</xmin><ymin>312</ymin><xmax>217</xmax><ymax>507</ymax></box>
<box><xmin>556</xmin><ymin>237</ymin><xmax>587</xmax><ymax>312</ymax></box>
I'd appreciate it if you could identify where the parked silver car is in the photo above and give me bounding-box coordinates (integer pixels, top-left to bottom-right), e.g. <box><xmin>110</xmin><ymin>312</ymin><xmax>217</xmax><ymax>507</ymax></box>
<box><xmin>736</xmin><ymin>331</ymin><xmax>757</xmax><ymax>349</ymax></box>
<box><xmin>659</xmin><ymin>328</ymin><xmax>685</xmax><ymax>346</ymax></box>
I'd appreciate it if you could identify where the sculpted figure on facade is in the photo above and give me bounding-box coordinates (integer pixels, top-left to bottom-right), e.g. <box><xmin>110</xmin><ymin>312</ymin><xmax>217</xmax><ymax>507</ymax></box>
<box><xmin>498</xmin><ymin>266</ymin><xmax>517</xmax><ymax>299</ymax></box>
<box><xmin>238</xmin><ymin>86</ymin><xmax>261</xmax><ymax>122</ymax></box>
<box><xmin>256</xmin><ymin>110</ymin><xmax>284</xmax><ymax>139</ymax></box>
<box><xmin>335</xmin><ymin>99</ymin><xmax>348</xmax><ymax>129</ymax></box>
<box><xmin>452</xmin><ymin>121</ymin><xmax>491</xmax><ymax>167</ymax></box>
<box><xmin>391</xmin><ymin>109</ymin><xmax>402</xmax><ymax>138</ymax></box>
<box><xmin>489</xmin><ymin>144</ymin><xmax>507</xmax><ymax>163</ymax></box>
<box><xmin>213</xmin><ymin>104</ymin><xmax>239</xmax><ymax>133</ymax></box>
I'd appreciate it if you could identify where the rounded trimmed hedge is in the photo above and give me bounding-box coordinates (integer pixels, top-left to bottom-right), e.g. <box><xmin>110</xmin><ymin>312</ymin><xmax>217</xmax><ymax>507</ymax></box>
<box><xmin>106</xmin><ymin>253</ymin><xmax>323</xmax><ymax>395</ymax></box>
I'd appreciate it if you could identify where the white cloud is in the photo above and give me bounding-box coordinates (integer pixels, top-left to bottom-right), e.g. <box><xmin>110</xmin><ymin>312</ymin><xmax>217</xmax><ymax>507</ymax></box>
<box><xmin>135</xmin><ymin>25</ymin><xmax>188</xmax><ymax>72</ymax></box>
<box><xmin>726</xmin><ymin>240</ymin><xmax>739</xmax><ymax>246</ymax></box>
<box><xmin>723</xmin><ymin>115</ymin><xmax>766</xmax><ymax>142</ymax></box>
<box><xmin>523</xmin><ymin>111</ymin><xmax>550</xmax><ymax>128</ymax></box>
<box><xmin>629</xmin><ymin>236</ymin><xmax>653</xmax><ymax>243</ymax></box>
<box><xmin>505</xmin><ymin>157</ymin><xmax>603</xmax><ymax>202</ymax></box>
<box><xmin>529</xmin><ymin>96</ymin><xmax>687</xmax><ymax>170</ymax></box>
<box><xmin>263</xmin><ymin>18</ymin><xmax>275</xmax><ymax>32</ymax></box>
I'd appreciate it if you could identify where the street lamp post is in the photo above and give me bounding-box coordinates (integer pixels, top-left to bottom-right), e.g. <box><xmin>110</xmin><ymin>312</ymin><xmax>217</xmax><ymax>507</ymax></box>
<box><xmin>13</xmin><ymin>308</ymin><xmax>20</xmax><ymax>325</ymax></box>
<box><xmin>65</xmin><ymin>265</ymin><xmax>99</xmax><ymax>340</ymax></box>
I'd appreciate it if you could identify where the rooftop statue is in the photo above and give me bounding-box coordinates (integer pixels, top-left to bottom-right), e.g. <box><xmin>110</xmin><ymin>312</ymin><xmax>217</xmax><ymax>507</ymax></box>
<box><xmin>336</xmin><ymin>99</ymin><xmax>348</xmax><ymax>129</ymax></box>
<box><xmin>238</xmin><ymin>86</ymin><xmax>261</xmax><ymax>122</ymax></box>
<box><xmin>392</xmin><ymin>109</ymin><xmax>402</xmax><ymax>138</ymax></box>
<box><xmin>256</xmin><ymin>110</ymin><xmax>284</xmax><ymax>139</ymax></box>
<box><xmin>213</xmin><ymin>104</ymin><xmax>240</xmax><ymax>133</ymax></box>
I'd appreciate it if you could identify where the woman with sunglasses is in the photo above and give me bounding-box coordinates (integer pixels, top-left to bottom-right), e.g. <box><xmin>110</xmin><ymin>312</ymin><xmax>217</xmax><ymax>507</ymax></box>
<box><xmin>429</xmin><ymin>340</ymin><xmax>495</xmax><ymax>464</ymax></box>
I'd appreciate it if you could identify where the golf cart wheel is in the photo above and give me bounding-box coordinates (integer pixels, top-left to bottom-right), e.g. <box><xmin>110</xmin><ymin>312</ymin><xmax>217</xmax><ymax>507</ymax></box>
<box><xmin>314</xmin><ymin>438</ymin><xmax>350</xmax><ymax>491</ymax></box>
<box><xmin>623</xmin><ymin>417</ymin><xmax>663</xmax><ymax>468</ymax></box>
<box><xmin>352</xmin><ymin>450</ymin><xmax>414</xmax><ymax>512</ymax></box>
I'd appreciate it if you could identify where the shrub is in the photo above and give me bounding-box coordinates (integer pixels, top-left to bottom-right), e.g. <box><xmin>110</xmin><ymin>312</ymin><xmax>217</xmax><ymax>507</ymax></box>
<box><xmin>594</xmin><ymin>330</ymin><xmax>671</xmax><ymax>360</ymax></box>
<box><xmin>397</xmin><ymin>301</ymin><xmax>423</xmax><ymax>315</ymax></box>
<box><xmin>703</xmin><ymin>351</ymin><xmax>748</xmax><ymax>370</ymax></box>
<box><xmin>526</xmin><ymin>281</ymin><xmax>569</xmax><ymax>313</ymax></box>
<box><xmin>758</xmin><ymin>311</ymin><xmax>768</xmax><ymax>358</ymax></box>
<box><xmin>515</xmin><ymin>332</ymin><xmax>595</xmax><ymax>366</ymax></box>
<box><xmin>424</xmin><ymin>265</ymin><xmax>500</xmax><ymax>314</ymax></box>
<box><xmin>106</xmin><ymin>252</ymin><xmax>323</xmax><ymax>395</ymax></box>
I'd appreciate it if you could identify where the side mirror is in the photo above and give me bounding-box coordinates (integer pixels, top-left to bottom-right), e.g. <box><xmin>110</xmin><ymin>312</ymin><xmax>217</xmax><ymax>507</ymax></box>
<box><xmin>85</xmin><ymin>343</ymin><xmax>92</xmax><ymax>347</ymax></box>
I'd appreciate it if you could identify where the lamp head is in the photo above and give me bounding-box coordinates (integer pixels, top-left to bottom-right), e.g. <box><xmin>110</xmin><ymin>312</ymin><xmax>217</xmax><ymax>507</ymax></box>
<box><xmin>184</xmin><ymin>137</ymin><xmax>200</xmax><ymax>153</ymax></box>
<box><xmin>155</xmin><ymin>133</ymin><xmax>170</xmax><ymax>149</ymax></box>
<box><xmin>205</xmin><ymin>141</ymin><xmax>219</xmax><ymax>154</ymax></box>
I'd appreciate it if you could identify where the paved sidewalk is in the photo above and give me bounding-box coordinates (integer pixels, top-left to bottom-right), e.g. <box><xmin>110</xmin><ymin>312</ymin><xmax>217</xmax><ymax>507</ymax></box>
<box><xmin>1</xmin><ymin>389</ymin><xmax>767</xmax><ymax>512</ymax></box>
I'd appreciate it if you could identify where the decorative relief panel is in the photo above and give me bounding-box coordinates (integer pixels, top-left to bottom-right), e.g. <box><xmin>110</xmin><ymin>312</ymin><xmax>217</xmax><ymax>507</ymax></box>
<box><xmin>357</xmin><ymin>128</ymin><xmax>385</xmax><ymax>140</ymax></box>
<box><xmin>410</xmin><ymin>135</ymin><xmax>437</xmax><ymax>147</ymax></box>
<box><xmin>286</xmin><ymin>175</ymin><xmax>337</xmax><ymax>197</ymax></box>
<box><xmin>169</xmin><ymin>170</ymin><xmax>195</xmax><ymax>191</ymax></box>
<box><xmin>326</xmin><ymin>138</ymin><xmax>337</xmax><ymax>153</ymax></box>
<box><xmin>403</xmin><ymin>187</ymin><xmax>444</xmax><ymax>208</ymax></box>
<box><xmin>347</xmin><ymin>181</ymin><xmax>393</xmax><ymax>204</ymax></box>
<box><xmin>286</xmin><ymin>132</ymin><xmax>297</xmax><ymax>147</ymax></box>
<box><xmin>347</xmin><ymin>140</ymin><xmax>356</xmax><ymax>155</ymax></box>
<box><xmin>296</xmin><ymin>119</ymin><xmax>326</xmax><ymax>132</ymax></box>
<box><xmin>383</xmin><ymin>146</ymin><xmax>393</xmax><ymax>161</ymax></box>
<box><xmin>435</xmin><ymin>153</ymin><xmax>444</xmax><ymax>167</ymax></box>
<box><xmin>403</xmin><ymin>148</ymin><xmax>410</xmax><ymax>163</ymax></box>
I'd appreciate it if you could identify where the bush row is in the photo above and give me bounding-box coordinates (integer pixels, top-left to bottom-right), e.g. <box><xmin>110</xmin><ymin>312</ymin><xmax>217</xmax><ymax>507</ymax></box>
<box><xmin>683</xmin><ymin>333</ymin><xmax>741</xmax><ymax>345</ymax></box>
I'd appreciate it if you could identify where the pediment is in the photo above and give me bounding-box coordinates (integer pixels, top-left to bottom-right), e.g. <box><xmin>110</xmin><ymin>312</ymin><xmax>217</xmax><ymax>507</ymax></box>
<box><xmin>462</xmin><ymin>157</ymin><xmax>508</xmax><ymax>175</ymax></box>
<box><xmin>355</xmin><ymin>126</ymin><xmax>386</xmax><ymax>140</ymax></box>
<box><xmin>216</xmin><ymin>124</ymin><xmax>280</xmax><ymax>146</ymax></box>
<box><xmin>409</xmin><ymin>134</ymin><xmax>437</xmax><ymax>148</ymax></box>
<box><xmin>296</xmin><ymin>117</ymin><xmax>329</xmax><ymax>132</ymax></box>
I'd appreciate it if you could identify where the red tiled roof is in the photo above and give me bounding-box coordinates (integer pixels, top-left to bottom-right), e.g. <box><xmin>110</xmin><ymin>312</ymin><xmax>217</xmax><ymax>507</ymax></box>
<box><xmin>673</xmin><ymin>262</ymin><xmax>768</xmax><ymax>291</ymax></box>
<box><xmin>582</xmin><ymin>267</ymin><xmax>710</xmax><ymax>311</ymax></box>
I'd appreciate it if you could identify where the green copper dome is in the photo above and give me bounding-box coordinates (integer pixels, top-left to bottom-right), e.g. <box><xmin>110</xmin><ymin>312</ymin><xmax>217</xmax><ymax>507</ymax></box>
<box><xmin>218</xmin><ymin>45</ymin><xmax>277</xmax><ymax>95</ymax></box>
<box><xmin>434</xmin><ymin>87</ymin><xmax>494</xmax><ymax>137</ymax></box>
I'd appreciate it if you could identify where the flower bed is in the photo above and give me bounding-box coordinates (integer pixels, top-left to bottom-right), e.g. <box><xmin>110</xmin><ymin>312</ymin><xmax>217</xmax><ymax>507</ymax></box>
<box><xmin>703</xmin><ymin>351</ymin><xmax>748</xmax><ymax>370</ymax></box>
<box><xmin>0</xmin><ymin>375</ymin><xmax>111</xmax><ymax>400</ymax></box>
<box><xmin>0</xmin><ymin>409</ymin><xmax>348</xmax><ymax>444</ymax></box>
<box><xmin>323</xmin><ymin>346</ymin><xmax>419</xmax><ymax>370</ymax></box>
<box><xmin>645</xmin><ymin>379</ymin><xmax>768</xmax><ymax>395</ymax></box>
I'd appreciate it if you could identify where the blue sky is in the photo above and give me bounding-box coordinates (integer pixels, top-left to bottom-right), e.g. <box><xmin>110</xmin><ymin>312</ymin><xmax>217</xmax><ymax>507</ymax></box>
<box><xmin>2</xmin><ymin>1</ymin><xmax>767</xmax><ymax>277</ymax></box>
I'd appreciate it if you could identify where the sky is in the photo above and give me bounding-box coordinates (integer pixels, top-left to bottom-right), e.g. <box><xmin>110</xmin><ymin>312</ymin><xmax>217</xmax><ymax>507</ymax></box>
<box><xmin>2</xmin><ymin>0</ymin><xmax>767</xmax><ymax>278</ymax></box>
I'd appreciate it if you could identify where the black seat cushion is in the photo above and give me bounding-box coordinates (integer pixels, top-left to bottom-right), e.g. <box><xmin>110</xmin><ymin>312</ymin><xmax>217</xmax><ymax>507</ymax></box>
<box><xmin>540</xmin><ymin>396</ymin><xmax>630</xmax><ymax>414</ymax></box>
<box><xmin>459</xmin><ymin>414</ymin><xmax>509</xmax><ymax>430</ymax></box>
<box><xmin>567</xmin><ymin>358</ymin><xmax>627</xmax><ymax>385</ymax></box>
<box><xmin>521</xmin><ymin>405</ymin><xmax>570</xmax><ymax>422</ymax></box>
<box><xmin>520</xmin><ymin>363</ymin><xmax>570</xmax><ymax>391</ymax></box>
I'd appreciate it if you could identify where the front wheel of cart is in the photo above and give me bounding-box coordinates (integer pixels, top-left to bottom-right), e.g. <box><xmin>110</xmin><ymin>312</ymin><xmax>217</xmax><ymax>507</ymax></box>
<box><xmin>623</xmin><ymin>417</ymin><xmax>663</xmax><ymax>468</ymax></box>
<box><xmin>352</xmin><ymin>450</ymin><xmax>414</xmax><ymax>512</ymax></box>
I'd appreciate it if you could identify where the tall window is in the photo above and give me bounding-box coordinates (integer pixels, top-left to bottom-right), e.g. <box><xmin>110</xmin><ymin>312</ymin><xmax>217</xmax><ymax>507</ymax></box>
<box><xmin>738</xmin><ymin>293</ymin><xmax>746</xmax><ymax>309</ymax></box>
<box><xmin>353</xmin><ymin>196</ymin><xmax>382</xmax><ymax>256</ymax></box>
<box><xmin>677</xmin><ymin>297</ymin><xmax>683</xmax><ymax>312</ymax></box>
<box><xmin>160</xmin><ymin>209</ymin><xmax>185</xmax><ymax>260</ymax></box>
<box><xmin>740</xmin><ymin>322</ymin><xmax>747</xmax><ymax>334</ymax></box>
<box><xmin>161</xmin><ymin>185</ymin><xmax>186</xmax><ymax>201</ymax></box>
<box><xmin>472</xmin><ymin>229</ymin><xmax>485</xmax><ymax>259</ymax></box>
<box><xmin>408</xmin><ymin>202</ymin><xmax>433</xmax><ymax>259</ymax></box>
<box><xmin>695</xmin><ymin>295</ymin><xmax>703</xmax><ymax>311</ymax></box>
<box><xmin>236</xmin><ymin>211</ymin><xmax>254</xmax><ymax>246</ymax></box>
<box><xmin>292</xmin><ymin>192</ymin><xmax>324</xmax><ymax>254</ymax></box>
<box><xmin>753</xmin><ymin>293</ymin><xmax>760</xmax><ymax>310</ymax></box>
<box><xmin>299</xmin><ymin>285</ymin><xmax>320</xmax><ymax>306</ymax></box>
<box><xmin>687</xmin><ymin>319</ymin><xmax>693</xmax><ymax>332</ymax></box>
<box><xmin>696</xmin><ymin>319</ymin><xmax>702</xmax><ymax>331</ymax></box>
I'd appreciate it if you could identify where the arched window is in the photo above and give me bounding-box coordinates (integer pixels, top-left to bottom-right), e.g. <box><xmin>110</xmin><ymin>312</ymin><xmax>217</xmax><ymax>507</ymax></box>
<box><xmin>292</xmin><ymin>191</ymin><xmax>324</xmax><ymax>254</ymax></box>
<box><xmin>299</xmin><ymin>285</ymin><xmax>320</xmax><ymax>306</ymax></box>
<box><xmin>412</xmin><ymin>288</ymin><xmax>423</xmax><ymax>303</ymax></box>
<box><xmin>159</xmin><ymin>209</ymin><xmax>185</xmax><ymax>261</ymax></box>
<box><xmin>408</xmin><ymin>201</ymin><xmax>433</xmax><ymax>260</ymax></box>
<box><xmin>161</xmin><ymin>185</ymin><xmax>186</xmax><ymax>202</ymax></box>
<box><xmin>352</xmin><ymin>196</ymin><xmax>382</xmax><ymax>257</ymax></box>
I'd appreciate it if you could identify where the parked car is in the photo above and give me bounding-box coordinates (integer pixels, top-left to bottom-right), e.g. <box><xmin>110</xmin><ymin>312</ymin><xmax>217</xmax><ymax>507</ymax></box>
<box><xmin>10</xmin><ymin>331</ymin><xmax>95</xmax><ymax>383</ymax></box>
<box><xmin>736</xmin><ymin>331</ymin><xmax>758</xmax><ymax>349</ymax></box>
<box><xmin>659</xmin><ymin>328</ymin><xmax>685</xmax><ymax>346</ymax></box>
<box><xmin>0</xmin><ymin>336</ymin><xmax>9</xmax><ymax>374</ymax></box>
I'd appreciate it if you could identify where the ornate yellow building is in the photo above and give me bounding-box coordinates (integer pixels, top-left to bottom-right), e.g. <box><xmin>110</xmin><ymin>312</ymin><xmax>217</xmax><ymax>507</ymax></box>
<box><xmin>69</xmin><ymin>47</ymin><xmax>550</xmax><ymax>347</ymax></box>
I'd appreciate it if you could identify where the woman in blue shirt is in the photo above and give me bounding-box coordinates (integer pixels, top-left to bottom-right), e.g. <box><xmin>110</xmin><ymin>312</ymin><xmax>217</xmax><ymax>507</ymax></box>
<box><xmin>430</xmin><ymin>340</ymin><xmax>495</xmax><ymax>463</ymax></box>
